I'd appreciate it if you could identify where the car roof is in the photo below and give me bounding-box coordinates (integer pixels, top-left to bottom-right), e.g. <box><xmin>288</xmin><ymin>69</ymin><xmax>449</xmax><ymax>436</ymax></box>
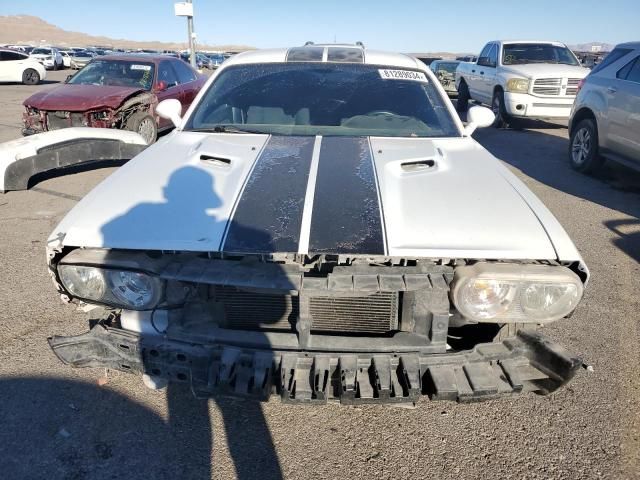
<box><xmin>222</xmin><ymin>45</ymin><xmax>422</xmax><ymax>70</ymax></box>
<box><xmin>616</xmin><ymin>41</ymin><xmax>640</xmax><ymax>49</ymax></box>
<box><xmin>0</xmin><ymin>47</ymin><xmax>27</xmax><ymax>54</ymax></box>
<box><xmin>488</xmin><ymin>40</ymin><xmax>568</xmax><ymax>46</ymax></box>
<box><xmin>97</xmin><ymin>54</ymin><xmax>174</xmax><ymax>63</ymax></box>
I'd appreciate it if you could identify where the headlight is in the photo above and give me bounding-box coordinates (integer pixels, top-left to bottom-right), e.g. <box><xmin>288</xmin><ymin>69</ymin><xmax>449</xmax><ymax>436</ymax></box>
<box><xmin>58</xmin><ymin>265</ymin><xmax>162</xmax><ymax>310</ymax></box>
<box><xmin>451</xmin><ymin>263</ymin><xmax>583</xmax><ymax>323</ymax></box>
<box><xmin>505</xmin><ymin>78</ymin><xmax>530</xmax><ymax>93</ymax></box>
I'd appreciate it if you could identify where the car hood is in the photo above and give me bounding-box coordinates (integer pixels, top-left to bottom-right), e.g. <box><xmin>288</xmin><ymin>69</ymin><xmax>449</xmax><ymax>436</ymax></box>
<box><xmin>49</xmin><ymin>133</ymin><xmax>581</xmax><ymax>262</ymax></box>
<box><xmin>23</xmin><ymin>84</ymin><xmax>145</xmax><ymax>111</ymax></box>
<box><xmin>500</xmin><ymin>63</ymin><xmax>590</xmax><ymax>79</ymax></box>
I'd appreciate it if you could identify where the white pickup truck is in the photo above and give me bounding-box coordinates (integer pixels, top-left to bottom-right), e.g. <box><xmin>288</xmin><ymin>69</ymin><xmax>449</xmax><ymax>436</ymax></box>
<box><xmin>455</xmin><ymin>40</ymin><xmax>590</xmax><ymax>127</ymax></box>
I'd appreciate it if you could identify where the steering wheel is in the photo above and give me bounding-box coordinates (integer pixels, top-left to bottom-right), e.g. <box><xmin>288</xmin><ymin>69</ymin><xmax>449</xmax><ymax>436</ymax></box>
<box><xmin>366</xmin><ymin>110</ymin><xmax>397</xmax><ymax>117</ymax></box>
<box><xmin>91</xmin><ymin>75</ymin><xmax>105</xmax><ymax>86</ymax></box>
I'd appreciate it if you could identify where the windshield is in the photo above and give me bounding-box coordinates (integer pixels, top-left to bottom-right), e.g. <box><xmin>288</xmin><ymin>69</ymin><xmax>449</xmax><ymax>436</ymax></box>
<box><xmin>32</xmin><ymin>48</ymin><xmax>51</xmax><ymax>55</ymax></box>
<box><xmin>433</xmin><ymin>62</ymin><xmax>459</xmax><ymax>74</ymax></box>
<box><xmin>68</xmin><ymin>60</ymin><xmax>155</xmax><ymax>90</ymax></box>
<box><xmin>74</xmin><ymin>52</ymin><xmax>93</xmax><ymax>58</ymax></box>
<box><xmin>502</xmin><ymin>43</ymin><xmax>579</xmax><ymax>66</ymax></box>
<box><xmin>185</xmin><ymin>63</ymin><xmax>459</xmax><ymax>137</ymax></box>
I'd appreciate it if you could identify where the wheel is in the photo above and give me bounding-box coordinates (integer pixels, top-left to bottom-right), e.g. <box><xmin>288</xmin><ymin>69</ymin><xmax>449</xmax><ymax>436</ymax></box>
<box><xmin>456</xmin><ymin>80</ymin><xmax>470</xmax><ymax>112</ymax></box>
<box><xmin>22</xmin><ymin>68</ymin><xmax>40</xmax><ymax>85</ymax></box>
<box><xmin>126</xmin><ymin>111</ymin><xmax>157</xmax><ymax>144</ymax></box>
<box><xmin>569</xmin><ymin>118</ymin><xmax>603</xmax><ymax>174</ymax></box>
<box><xmin>491</xmin><ymin>89</ymin><xmax>512</xmax><ymax>128</ymax></box>
<box><xmin>52</xmin><ymin>61</ymin><xmax>59</xmax><ymax>71</ymax></box>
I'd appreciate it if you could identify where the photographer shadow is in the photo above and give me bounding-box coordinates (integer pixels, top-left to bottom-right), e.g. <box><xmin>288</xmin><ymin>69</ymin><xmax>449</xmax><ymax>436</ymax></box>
<box><xmin>100</xmin><ymin>165</ymin><xmax>283</xmax><ymax>479</ymax></box>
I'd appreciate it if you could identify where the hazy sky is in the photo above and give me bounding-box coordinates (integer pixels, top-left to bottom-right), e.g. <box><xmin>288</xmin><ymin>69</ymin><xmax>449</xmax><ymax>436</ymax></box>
<box><xmin>2</xmin><ymin>0</ymin><xmax>637</xmax><ymax>52</ymax></box>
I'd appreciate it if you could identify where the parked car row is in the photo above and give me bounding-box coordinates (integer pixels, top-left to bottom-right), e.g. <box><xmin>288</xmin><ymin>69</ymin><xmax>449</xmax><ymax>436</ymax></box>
<box><xmin>11</xmin><ymin>37</ymin><xmax>639</xmax><ymax>177</ymax></box>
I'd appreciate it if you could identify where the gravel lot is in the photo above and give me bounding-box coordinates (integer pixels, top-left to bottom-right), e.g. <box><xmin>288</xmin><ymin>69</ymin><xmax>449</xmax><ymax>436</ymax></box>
<box><xmin>0</xmin><ymin>69</ymin><xmax>638</xmax><ymax>480</ymax></box>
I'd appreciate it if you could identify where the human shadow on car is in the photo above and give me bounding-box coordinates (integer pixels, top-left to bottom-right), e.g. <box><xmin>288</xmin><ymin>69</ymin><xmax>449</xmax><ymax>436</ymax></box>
<box><xmin>100</xmin><ymin>165</ymin><xmax>284</xmax><ymax>479</ymax></box>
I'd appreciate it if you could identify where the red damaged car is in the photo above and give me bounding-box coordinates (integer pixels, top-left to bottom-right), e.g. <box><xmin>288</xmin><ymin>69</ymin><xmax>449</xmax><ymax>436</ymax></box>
<box><xmin>22</xmin><ymin>55</ymin><xmax>206</xmax><ymax>144</ymax></box>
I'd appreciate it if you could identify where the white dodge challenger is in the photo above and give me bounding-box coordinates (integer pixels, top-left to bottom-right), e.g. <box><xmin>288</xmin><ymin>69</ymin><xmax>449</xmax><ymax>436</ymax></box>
<box><xmin>47</xmin><ymin>44</ymin><xmax>588</xmax><ymax>404</ymax></box>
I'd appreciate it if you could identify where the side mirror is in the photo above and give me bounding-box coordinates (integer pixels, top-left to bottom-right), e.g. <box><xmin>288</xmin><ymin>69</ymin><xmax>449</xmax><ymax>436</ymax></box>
<box><xmin>156</xmin><ymin>98</ymin><xmax>183</xmax><ymax>128</ymax></box>
<box><xmin>464</xmin><ymin>106</ymin><xmax>495</xmax><ymax>135</ymax></box>
<box><xmin>65</xmin><ymin>74</ymin><xmax>73</xmax><ymax>83</ymax></box>
<box><xmin>153</xmin><ymin>80</ymin><xmax>167</xmax><ymax>92</ymax></box>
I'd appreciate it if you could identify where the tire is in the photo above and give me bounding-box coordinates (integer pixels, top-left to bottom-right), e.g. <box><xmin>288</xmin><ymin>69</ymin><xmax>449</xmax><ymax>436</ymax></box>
<box><xmin>22</xmin><ymin>68</ymin><xmax>40</xmax><ymax>85</ymax></box>
<box><xmin>126</xmin><ymin>111</ymin><xmax>157</xmax><ymax>144</ymax></box>
<box><xmin>52</xmin><ymin>61</ymin><xmax>58</xmax><ymax>71</ymax></box>
<box><xmin>456</xmin><ymin>79</ymin><xmax>470</xmax><ymax>112</ymax></box>
<box><xmin>569</xmin><ymin>118</ymin><xmax>603</xmax><ymax>174</ymax></box>
<box><xmin>491</xmin><ymin>89</ymin><xmax>512</xmax><ymax>128</ymax></box>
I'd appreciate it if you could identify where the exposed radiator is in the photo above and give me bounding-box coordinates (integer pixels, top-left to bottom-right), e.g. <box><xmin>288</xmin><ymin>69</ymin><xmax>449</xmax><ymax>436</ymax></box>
<box><xmin>309</xmin><ymin>293</ymin><xmax>398</xmax><ymax>333</ymax></box>
<box><xmin>213</xmin><ymin>286</ymin><xmax>297</xmax><ymax>330</ymax></box>
<box><xmin>212</xmin><ymin>286</ymin><xmax>398</xmax><ymax>334</ymax></box>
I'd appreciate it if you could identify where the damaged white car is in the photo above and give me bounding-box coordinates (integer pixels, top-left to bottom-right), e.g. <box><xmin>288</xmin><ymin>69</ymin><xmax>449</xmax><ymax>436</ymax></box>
<box><xmin>47</xmin><ymin>44</ymin><xmax>588</xmax><ymax>404</ymax></box>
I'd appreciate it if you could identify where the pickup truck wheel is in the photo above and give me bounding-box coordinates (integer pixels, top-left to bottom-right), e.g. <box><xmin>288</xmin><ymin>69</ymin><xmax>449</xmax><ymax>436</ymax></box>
<box><xmin>491</xmin><ymin>90</ymin><xmax>512</xmax><ymax>128</ymax></box>
<box><xmin>456</xmin><ymin>80</ymin><xmax>470</xmax><ymax>112</ymax></box>
<box><xmin>22</xmin><ymin>69</ymin><xmax>40</xmax><ymax>85</ymax></box>
<box><xmin>569</xmin><ymin>118</ymin><xmax>603</xmax><ymax>174</ymax></box>
<box><xmin>126</xmin><ymin>112</ymin><xmax>157</xmax><ymax>144</ymax></box>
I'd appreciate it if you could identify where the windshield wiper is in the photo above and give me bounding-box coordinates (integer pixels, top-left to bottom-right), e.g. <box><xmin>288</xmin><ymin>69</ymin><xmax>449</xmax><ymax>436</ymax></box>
<box><xmin>189</xmin><ymin>125</ymin><xmax>264</xmax><ymax>134</ymax></box>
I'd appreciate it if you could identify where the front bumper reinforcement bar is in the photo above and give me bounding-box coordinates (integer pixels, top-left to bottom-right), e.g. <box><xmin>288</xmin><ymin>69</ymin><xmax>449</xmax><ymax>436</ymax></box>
<box><xmin>48</xmin><ymin>325</ymin><xmax>582</xmax><ymax>404</ymax></box>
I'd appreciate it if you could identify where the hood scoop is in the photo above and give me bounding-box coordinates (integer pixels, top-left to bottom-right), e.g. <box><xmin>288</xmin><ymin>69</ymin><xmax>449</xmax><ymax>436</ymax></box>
<box><xmin>199</xmin><ymin>154</ymin><xmax>232</xmax><ymax>167</ymax></box>
<box><xmin>400</xmin><ymin>159</ymin><xmax>436</xmax><ymax>172</ymax></box>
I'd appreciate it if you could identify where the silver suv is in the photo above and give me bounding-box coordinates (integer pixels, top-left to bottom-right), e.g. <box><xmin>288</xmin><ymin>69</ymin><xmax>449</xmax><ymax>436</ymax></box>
<box><xmin>568</xmin><ymin>42</ymin><xmax>640</xmax><ymax>173</ymax></box>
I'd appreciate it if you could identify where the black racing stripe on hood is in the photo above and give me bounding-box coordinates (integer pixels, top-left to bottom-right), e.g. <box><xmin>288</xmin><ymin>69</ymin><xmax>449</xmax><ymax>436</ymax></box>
<box><xmin>308</xmin><ymin>136</ymin><xmax>386</xmax><ymax>255</ymax></box>
<box><xmin>222</xmin><ymin>135</ymin><xmax>315</xmax><ymax>253</ymax></box>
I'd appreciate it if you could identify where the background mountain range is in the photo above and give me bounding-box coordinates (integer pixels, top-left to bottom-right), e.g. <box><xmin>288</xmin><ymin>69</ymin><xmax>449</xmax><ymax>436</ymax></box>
<box><xmin>0</xmin><ymin>15</ymin><xmax>615</xmax><ymax>54</ymax></box>
<box><xmin>0</xmin><ymin>15</ymin><xmax>252</xmax><ymax>52</ymax></box>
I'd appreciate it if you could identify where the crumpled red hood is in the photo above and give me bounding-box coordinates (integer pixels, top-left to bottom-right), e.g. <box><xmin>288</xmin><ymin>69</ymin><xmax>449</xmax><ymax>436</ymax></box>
<box><xmin>23</xmin><ymin>84</ymin><xmax>146</xmax><ymax>111</ymax></box>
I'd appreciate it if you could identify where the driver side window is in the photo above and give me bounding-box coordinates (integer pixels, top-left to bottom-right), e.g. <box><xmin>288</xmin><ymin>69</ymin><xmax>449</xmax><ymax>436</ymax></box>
<box><xmin>158</xmin><ymin>61</ymin><xmax>179</xmax><ymax>88</ymax></box>
<box><xmin>478</xmin><ymin>44</ymin><xmax>497</xmax><ymax>67</ymax></box>
<box><xmin>0</xmin><ymin>51</ymin><xmax>26</xmax><ymax>61</ymax></box>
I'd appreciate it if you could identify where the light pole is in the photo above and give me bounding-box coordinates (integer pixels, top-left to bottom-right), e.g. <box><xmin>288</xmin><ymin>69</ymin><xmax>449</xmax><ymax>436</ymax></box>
<box><xmin>174</xmin><ymin>1</ymin><xmax>197</xmax><ymax>69</ymax></box>
<box><xmin>186</xmin><ymin>0</ymin><xmax>196</xmax><ymax>68</ymax></box>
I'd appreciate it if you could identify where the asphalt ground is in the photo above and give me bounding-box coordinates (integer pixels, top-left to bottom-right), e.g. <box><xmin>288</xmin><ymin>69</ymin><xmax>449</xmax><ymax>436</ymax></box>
<box><xmin>0</xmin><ymin>69</ymin><xmax>638</xmax><ymax>480</ymax></box>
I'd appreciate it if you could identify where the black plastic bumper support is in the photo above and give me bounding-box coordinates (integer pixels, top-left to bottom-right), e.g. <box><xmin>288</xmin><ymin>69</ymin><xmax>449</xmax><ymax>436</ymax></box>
<box><xmin>48</xmin><ymin>325</ymin><xmax>582</xmax><ymax>404</ymax></box>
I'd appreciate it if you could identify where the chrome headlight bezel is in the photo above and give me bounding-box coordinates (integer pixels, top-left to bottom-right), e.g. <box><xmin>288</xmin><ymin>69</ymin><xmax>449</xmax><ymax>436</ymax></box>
<box><xmin>451</xmin><ymin>263</ymin><xmax>584</xmax><ymax>324</ymax></box>
<box><xmin>58</xmin><ymin>264</ymin><xmax>163</xmax><ymax>311</ymax></box>
<box><xmin>505</xmin><ymin>77</ymin><xmax>530</xmax><ymax>93</ymax></box>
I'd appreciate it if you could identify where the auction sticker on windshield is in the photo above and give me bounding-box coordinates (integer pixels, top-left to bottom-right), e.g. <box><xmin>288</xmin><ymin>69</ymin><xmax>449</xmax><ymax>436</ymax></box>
<box><xmin>130</xmin><ymin>64</ymin><xmax>152</xmax><ymax>71</ymax></box>
<box><xmin>378</xmin><ymin>69</ymin><xmax>428</xmax><ymax>82</ymax></box>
